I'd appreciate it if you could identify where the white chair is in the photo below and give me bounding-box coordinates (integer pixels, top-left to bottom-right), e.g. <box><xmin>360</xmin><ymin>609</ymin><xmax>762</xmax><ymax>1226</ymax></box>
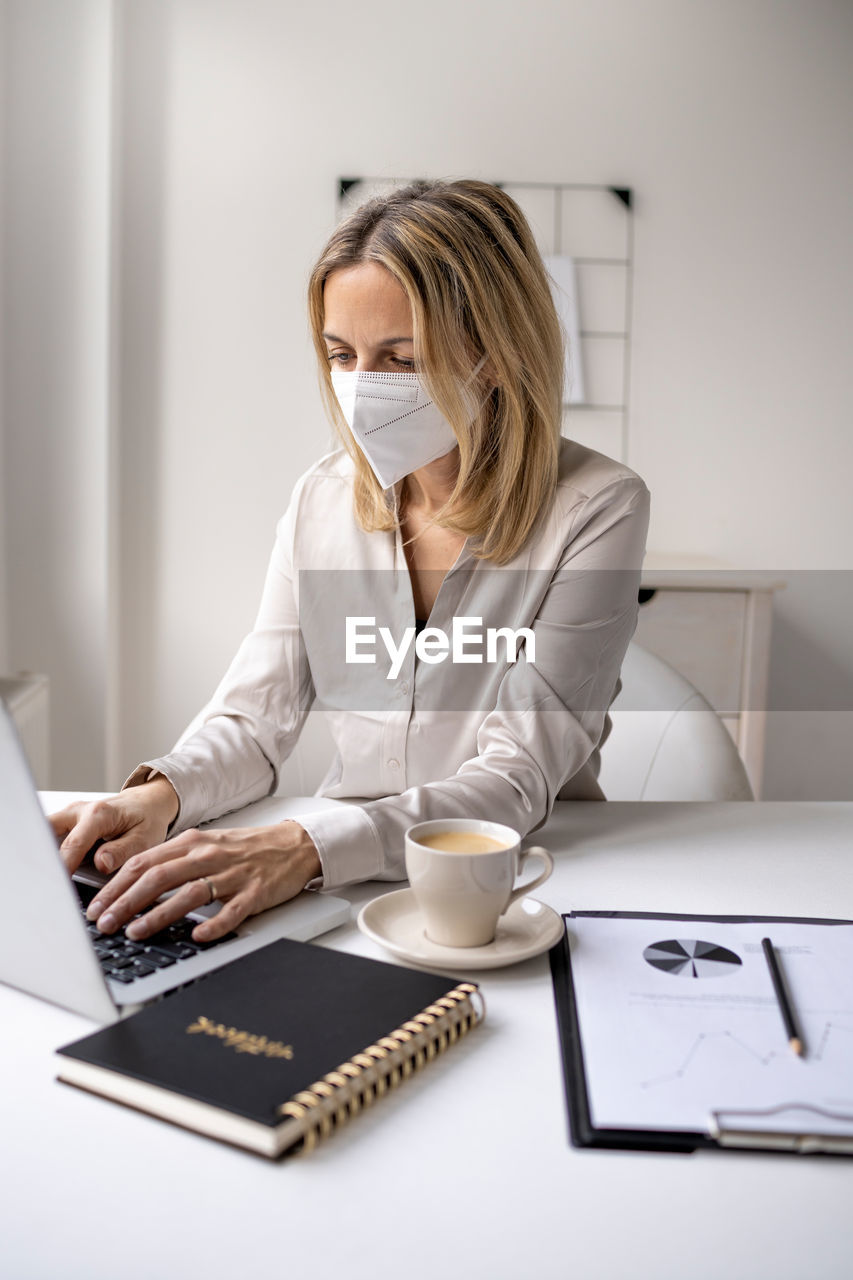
<box><xmin>598</xmin><ymin>643</ymin><xmax>754</xmax><ymax>800</ymax></box>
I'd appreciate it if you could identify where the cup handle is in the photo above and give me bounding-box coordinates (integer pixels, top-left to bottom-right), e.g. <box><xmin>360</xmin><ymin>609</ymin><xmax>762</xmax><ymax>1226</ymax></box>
<box><xmin>505</xmin><ymin>846</ymin><xmax>554</xmax><ymax>912</ymax></box>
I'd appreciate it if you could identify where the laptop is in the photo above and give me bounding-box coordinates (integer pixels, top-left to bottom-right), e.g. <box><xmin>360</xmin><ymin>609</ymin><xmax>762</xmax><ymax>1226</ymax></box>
<box><xmin>0</xmin><ymin>700</ymin><xmax>352</xmax><ymax>1022</ymax></box>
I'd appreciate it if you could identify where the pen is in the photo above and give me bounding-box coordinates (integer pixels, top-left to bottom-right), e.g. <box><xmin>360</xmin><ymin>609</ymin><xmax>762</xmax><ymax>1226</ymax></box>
<box><xmin>761</xmin><ymin>937</ymin><xmax>804</xmax><ymax>1057</ymax></box>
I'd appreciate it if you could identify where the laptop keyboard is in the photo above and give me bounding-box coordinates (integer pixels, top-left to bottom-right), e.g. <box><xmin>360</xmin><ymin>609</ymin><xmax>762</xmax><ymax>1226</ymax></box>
<box><xmin>75</xmin><ymin>880</ymin><xmax>234</xmax><ymax>985</ymax></box>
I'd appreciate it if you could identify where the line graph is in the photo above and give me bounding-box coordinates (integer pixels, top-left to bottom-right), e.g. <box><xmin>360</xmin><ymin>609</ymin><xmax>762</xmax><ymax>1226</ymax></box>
<box><xmin>812</xmin><ymin>1021</ymin><xmax>853</xmax><ymax>1063</ymax></box>
<box><xmin>640</xmin><ymin>1022</ymin><xmax>853</xmax><ymax>1089</ymax></box>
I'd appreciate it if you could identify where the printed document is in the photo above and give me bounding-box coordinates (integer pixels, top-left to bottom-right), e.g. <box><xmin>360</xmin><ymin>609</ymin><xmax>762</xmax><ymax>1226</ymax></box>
<box><xmin>569</xmin><ymin>915</ymin><xmax>853</xmax><ymax>1136</ymax></box>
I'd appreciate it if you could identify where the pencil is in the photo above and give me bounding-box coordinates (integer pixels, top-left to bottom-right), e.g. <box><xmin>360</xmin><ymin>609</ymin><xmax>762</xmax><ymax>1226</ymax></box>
<box><xmin>761</xmin><ymin>936</ymin><xmax>804</xmax><ymax>1057</ymax></box>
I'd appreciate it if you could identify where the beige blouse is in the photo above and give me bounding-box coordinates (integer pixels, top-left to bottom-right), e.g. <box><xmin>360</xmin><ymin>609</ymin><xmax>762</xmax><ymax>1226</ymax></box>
<box><xmin>125</xmin><ymin>438</ymin><xmax>650</xmax><ymax>889</ymax></box>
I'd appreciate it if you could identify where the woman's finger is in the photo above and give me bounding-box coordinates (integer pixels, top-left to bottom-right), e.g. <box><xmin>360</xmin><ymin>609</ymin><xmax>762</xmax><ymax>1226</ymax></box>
<box><xmin>89</xmin><ymin>860</ymin><xmax>191</xmax><ymax>932</ymax></box>
<box><xmin>86</xmin><ymin>832</ymin><xmax>201</xmax><ymax>920</ymax></box>
<box><xmin>56</xmin><ymin>801</ymin><xmax>127</xmax><ymax>873</ymax></box>
<box><xmin>90</xmin><ymin>832</ymin><xmax>237</xmax><ymax>934</ymax></box>
<box><xmin>191</xmin><ymin>891</ymin><xmax>255</xmax><ymax>943</ymax></box>
<box><xmin>101</xmin><ymin>860</ymin><xmax>227</xmax><ymax>942</ymax></box>
<box><xmin>122</xmin><ymin>877</ymin><xmax>217</xmax><ymax>942</ymax></box>
<box><xmin>94</xmin><ymin>832</ymin><xmax>161</xmax><ymax>875</ymax></box>
<box><xmin>48</xmin><ymin>807</ymin><xmax>79</xmax><ymax>843</ymax></box>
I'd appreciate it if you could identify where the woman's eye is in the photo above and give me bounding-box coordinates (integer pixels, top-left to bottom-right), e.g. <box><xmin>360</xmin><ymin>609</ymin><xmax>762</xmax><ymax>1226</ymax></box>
<box><xmin>327</xmin><ymin>352</ymin><xmax>353</xmax><ymax>365</ymax></box>
<box><xmin>390</xmin><ymin>357</ymin><xmax>415</xmax><ymax>370</ymax></box>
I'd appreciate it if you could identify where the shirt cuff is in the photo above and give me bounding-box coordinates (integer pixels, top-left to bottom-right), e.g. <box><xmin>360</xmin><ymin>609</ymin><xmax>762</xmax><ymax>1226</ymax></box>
<box><xmin>296</xmin><ymin>802</ymin><xmax>385</xmax><ymax>890</ymax></box>
<box><xmin>122</xmin><ymin>758</ymin><xmax>208</xmax><ymax>836</ymax></box>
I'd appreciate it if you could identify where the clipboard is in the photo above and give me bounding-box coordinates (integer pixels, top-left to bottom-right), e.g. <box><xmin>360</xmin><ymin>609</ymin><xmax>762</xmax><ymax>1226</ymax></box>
<box><xmin>549</xmin><ymin>911</ymin><xmax>853</xmax><ymax>1157</ymax></box>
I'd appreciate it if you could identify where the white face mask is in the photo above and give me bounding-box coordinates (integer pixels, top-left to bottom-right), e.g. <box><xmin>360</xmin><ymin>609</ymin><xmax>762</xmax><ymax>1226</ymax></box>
<box><xmin>330</xmin><ymin>362</ymin><xmax>485</xmax><ymax>490</ymax></box>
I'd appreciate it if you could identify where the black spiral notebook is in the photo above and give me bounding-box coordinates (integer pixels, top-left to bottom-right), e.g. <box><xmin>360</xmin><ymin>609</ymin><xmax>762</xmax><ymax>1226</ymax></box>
<box><xmin>550</xmin><ymin>911</ymin><xmax>853</xmax><ymax>1156</ymax></box>
<box><xmin>56</xmin><ymin>938</ymin><xmax>483</xmax><ymax>1157</ymax></box>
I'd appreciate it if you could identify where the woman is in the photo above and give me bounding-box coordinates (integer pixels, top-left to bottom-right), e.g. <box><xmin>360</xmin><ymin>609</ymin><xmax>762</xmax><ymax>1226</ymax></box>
<box><xmin>52</xmin><ymin>179</ymin><xmax>650</xmax><ymax>945</ymax></box>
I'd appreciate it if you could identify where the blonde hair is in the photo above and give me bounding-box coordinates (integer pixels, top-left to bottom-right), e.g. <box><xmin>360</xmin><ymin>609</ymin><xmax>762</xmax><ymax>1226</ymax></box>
<box><xmin>308</xmin><ymin>179</ymin><xmax>563</xmax><ymax>564</ymax></box>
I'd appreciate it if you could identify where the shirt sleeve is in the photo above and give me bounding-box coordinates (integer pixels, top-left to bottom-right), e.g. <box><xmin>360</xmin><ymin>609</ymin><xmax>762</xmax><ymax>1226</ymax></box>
<box><xmin>298</xmin><ymin>475</ymin><xmax>651</xmax><ymax>888</ymax></box>
<box><xmin>123</xmin><ymin>480</ymin><xmax>315</xmax><ymax>834</ymax></box>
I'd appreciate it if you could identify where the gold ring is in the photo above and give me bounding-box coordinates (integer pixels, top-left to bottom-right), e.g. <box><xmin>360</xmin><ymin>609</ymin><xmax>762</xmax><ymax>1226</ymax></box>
<box><xmin>201</xmin><ymin>876</ymin><xmax>216</xmax><ymax>904</ymax></box>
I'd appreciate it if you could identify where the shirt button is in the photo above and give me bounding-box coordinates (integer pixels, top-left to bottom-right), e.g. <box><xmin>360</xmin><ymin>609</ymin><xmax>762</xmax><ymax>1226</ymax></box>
<box><xmin>399</xmin><ymin>681</ymin><xmax>409</xmax><ymax>695</ymax></box>
<box><xmin>387</xmin><ymin>758</ymin><xmax>400</xmax><ymax>771</ymax></box>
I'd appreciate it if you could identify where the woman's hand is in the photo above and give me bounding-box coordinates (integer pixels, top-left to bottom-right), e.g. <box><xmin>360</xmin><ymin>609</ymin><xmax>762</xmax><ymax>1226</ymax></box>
<box><xmin>50</xmin><ymin>777</ymin><xmax>180</xmax><ymax>876</ymax></box>
<box><xmin>83</xmin><ymin>822</ymin><xmax>322</xmax><ymax>944</ymax></box>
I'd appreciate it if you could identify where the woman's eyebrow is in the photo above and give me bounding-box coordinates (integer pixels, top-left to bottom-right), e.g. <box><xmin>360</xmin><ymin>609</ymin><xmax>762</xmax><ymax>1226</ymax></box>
<box><xmin>322</xmin><ymin>332</ymin><xmax>414</xmax><ymax>345</ymax></box>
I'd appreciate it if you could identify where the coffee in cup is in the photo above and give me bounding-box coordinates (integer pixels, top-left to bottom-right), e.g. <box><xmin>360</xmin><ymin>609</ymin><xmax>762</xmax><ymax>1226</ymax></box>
<box><xmin>405</xmin><ymin>818</ymin><xmax>554</xmax><ymax>948</ymax></box>
<box><xmin>414</xmin><ymin>831</ymin><xmax>510</xmax><ymax>854</ymax></box>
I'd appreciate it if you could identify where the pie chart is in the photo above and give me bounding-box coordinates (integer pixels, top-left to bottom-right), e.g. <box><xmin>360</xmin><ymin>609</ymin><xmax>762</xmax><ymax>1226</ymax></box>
<box><xmin>643</xmin><ymin>938</ymin><xmax>742</xmax><ymax>978</ymax></box>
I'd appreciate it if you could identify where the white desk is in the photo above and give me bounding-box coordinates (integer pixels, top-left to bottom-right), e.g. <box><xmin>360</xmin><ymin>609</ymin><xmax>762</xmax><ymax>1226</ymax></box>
<box><xmin>3</xmin><ymin>800</ymin><xmax>853</xmax><ymax>1280</ymax></box>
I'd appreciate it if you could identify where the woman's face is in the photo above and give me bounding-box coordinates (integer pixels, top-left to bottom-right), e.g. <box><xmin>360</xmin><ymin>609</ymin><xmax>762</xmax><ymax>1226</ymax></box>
<box><xmin>322</xmin><ymin>262</ymin><xmax>416</xmax><ymax>374</ymax></box>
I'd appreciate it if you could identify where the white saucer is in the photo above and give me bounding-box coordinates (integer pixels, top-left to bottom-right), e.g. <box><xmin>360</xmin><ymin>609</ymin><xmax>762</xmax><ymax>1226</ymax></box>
<box><xmin>357</xmin><ymin>889</ymin><xmax>564</xmax><ymax>971</ymax></box>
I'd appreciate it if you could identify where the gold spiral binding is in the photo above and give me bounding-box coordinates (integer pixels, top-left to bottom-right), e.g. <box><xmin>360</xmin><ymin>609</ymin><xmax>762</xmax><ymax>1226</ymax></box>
<box><xmin>276</xmin><ymin>982</ymin><xmax>483</xmax><ymax>1155</ymax></box>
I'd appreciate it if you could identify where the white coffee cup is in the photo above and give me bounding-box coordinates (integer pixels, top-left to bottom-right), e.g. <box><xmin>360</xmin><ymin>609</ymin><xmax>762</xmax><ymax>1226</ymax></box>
<box><xmin>405</xmin><ymin>818</ymin><xmax>554</xmax><ymax>948</ymax></box>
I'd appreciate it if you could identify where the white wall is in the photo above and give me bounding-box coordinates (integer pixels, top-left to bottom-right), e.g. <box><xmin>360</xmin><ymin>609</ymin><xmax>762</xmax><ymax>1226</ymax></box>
<box><xmin>3</xmin><ymin>0</ymin><xmax>852</xmax><ymax>796</ymax></box>
<box><xmin>0</xmin><ymin>1</ymin><xmax>9</xmax><ymax>672</ymax></box>
<box><xmin>2</xmin><ymin>0</ymin><xmax>114</xmax><ymax>786</ymax></box>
